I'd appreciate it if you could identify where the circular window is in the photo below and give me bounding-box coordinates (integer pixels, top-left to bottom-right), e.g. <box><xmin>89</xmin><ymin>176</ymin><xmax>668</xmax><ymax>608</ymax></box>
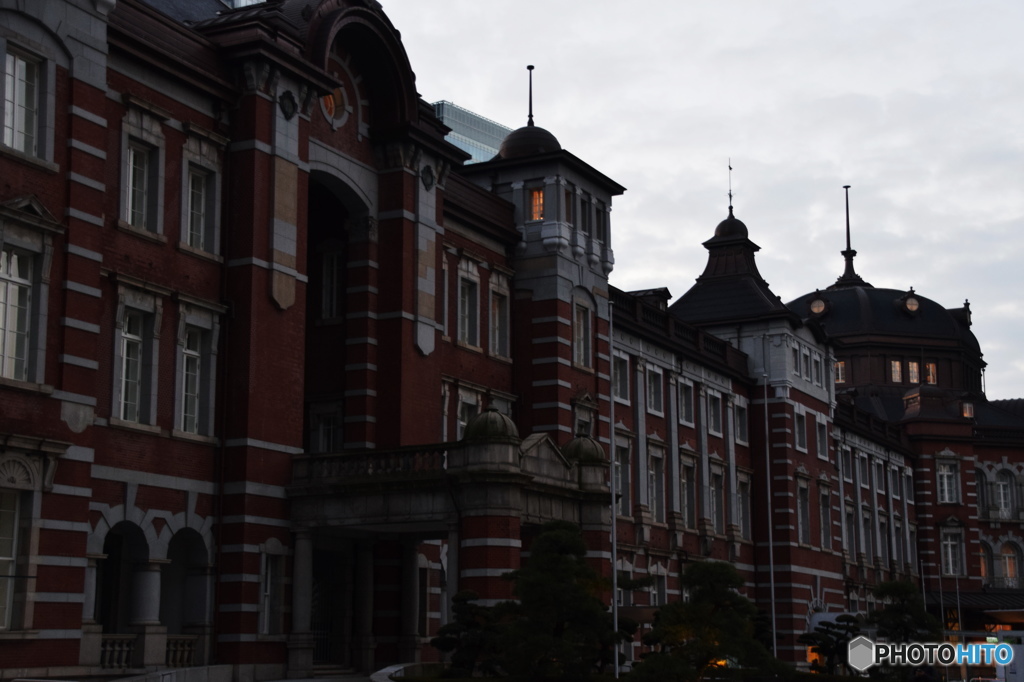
<box><xmin>905</xmin><ymin>296</ymin><xmax>920</xmax><ymax>313</ymax></box>
<box><xmin>810</xmin><ymin>298</ymin><xmax>826</xmax><ymax>315</ymax></box>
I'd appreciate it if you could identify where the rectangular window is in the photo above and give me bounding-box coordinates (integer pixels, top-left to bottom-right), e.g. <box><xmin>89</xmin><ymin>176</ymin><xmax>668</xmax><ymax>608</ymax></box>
<box><xmin>185</xmin><ymin>166</ymin><xmax>216</xmax><ymax>251</ymax></box>
<box><xmin>573</xmin><ymin>304</ymin><xmax>591</xmax><ymax>368</ymax></box>
<box><xmin>309</xmin><ymin>405</ymin><xmax>343</xmax><ymax>453</ymax></box>
<box><xmin>259</xmin><ymin>552</ymin><xmax>283</xmax><ymax>635</ymax></box>
<box><xmin>890</xmin><ymin>359</ymin><xmax>902</xmax><ymax>383</ymax></box>
<box><xmin>879</xmin><ymin>517</ymin><xmax>890</xmax><ymax>565</ymax></box>
<box><xmin>859</xmin><ymin>455</ymin><xmax>869</xmax><ymax>488</ymax></box>
<box><xmin>842</xmin><ymin>448</ymin><xmax>853</xmax><ymax>483</ymax></box>
<box><xmin>489</xmin><ymin>290</ymin><xmax>509</xmax><ymax>357</ymax></box>
<box><xmin>0</xmin><ymin>490</ymin><xmax>19</xmax><ymax>630</ymax></box>
<box><xmin>125</xmin><ymin>141</ymin><xmax>154</xmax><ymax>229</ymax></box>
<box><xmin>908</xmin><ymin>361</ymin><xmax>920</xmax><ymax>384</ymax></box>
<box><xmin>456</xmin><ymin>389</ymin><xmax>480</xmax><ymax>440</ymax></box>
<box><xmin>816</xmin><ymin>420</ymin><xmax>828</xmax><ymax>460</ymax></box>
<box><xmin>682</xmin><ymin>459</ymin><xmax>696</xmax><ymax>529</ymax></box>
<box><xmin>616</xmin><ymin>443</ymin><xmax>631</xmax><ymax>516</ymax></box>
<box><xmin>875</xmin><ymin>460</ymin><xmax>886</xmax><ymax>492</ymax></box>
<box><xmin>651</xmin><ymin>574</ymin><xmax>667</xmax><ymax>606</ymax></box>
<box><xmin>458</xmin><ymin>276</ymin><xmax>479</xmax><ymax>347</ymax></box>
<box><xmin>3</xmin><ymin>50</ymin><xmax>38</xmax><ymax>156</ymax></box>
<box><xmin>121</xmin><ymin>310</ymin><xmax>144</xmax><ymax>422</ymax></box>
<box><xmin>579</xmin><ymin>194</ymin><xmax>592</xmax><ymax>235</ymax></box>
<box><xmin>738</xmin><ymin>478</ymin><xmax>751</xmax><ymax>539</ymax></box>
<box><xmin>962</xmin><ymin>401</ymin><xmax>975</xmax><ymax>418</ymax></box>
<box><xmin>802</xmin><ymin>352</ymin><xmax>811</xmax><ymax>379</ymax></box>
<box><xmin>735</xmin><ymin>404</ymin><xmax>748</xmax><ymax>444</ymax></box>
<box><xmin>894</xmin><ymin>520</ymin><xmax>904</xmax><ymax>567</ymax></box>
<box><xmin>649</xmin><ymin>446</ymin><xmax>665</xmax><ymax>523</ymax></box>
<box><xmin>612</xmin><ymin>353</ymin><xmax>629</xmax><ymax>403</ymax></box>
<box><xmin>813</xmin><ymin>356</ymin><xmax>822</xmax><ymax>385</ymax></box>
<box><xmin>181</xmin><ymin>327</ymin><xmax>202</xmax><ymax>433</ymax></box>
<box><xmin>678</xmin><ymin>380</ymin><xmax>695</xmax><ymax>425</ymax></box>
<box><xmin>845</xmin><ymin>506</ymin><xmax>857</xmax><ymax>557</ymax></box>
<box><xmin>564</xmin><ymin>187</ymin><xmax>574</xmax><ymax>226</ymax></box>
<box><xmin>0</xmin><ymin>247</ymin><xmax>31</xmax><ymax>381</ymax></box>
<box><xmin>595</xmin><ymin>203</ymin><xmax>607</xmax><ymax>243</ymax></box>
<box><xmin>926</xmin><ymin>362</ymin><xmax>937</xmax><ymax>385</ymax></box>
<box><xmin>798</xmin><ymin>484</ymin><xmax>811</xmax><ymax>544</ymax></box>
<box><xmin>937</xmin><ymin>462</ymin><xmax>958</xmax><ymax>503</ymax></box>
<box><xmin>647</xmin><ymin>367</ymin><xmax>664</xmax><ymax>415</ymax></box>
<box><xmin>835</xmin><ymin>360</ymin><xmax>847</xmax><ymax>384</ymax></box>
<box><xmin>941</xmin><ymin>531</ymin><xmax>962</xmax><ymax>575</ymax></box>
<box><xmin>792</xmin><ymin>347</ymin><xmax>800</xmax><ymax>375</ymax></box>
<box><xmin>819</xmin><ymin>489</ymin><xmax>832</xmax><ymax>550</ymax></box>
<box><xmin>862</xmin><ymin>513</ymin><xmax>873</xmax><ymax>562</ymax></box>
<box><xmin>795</xmin><ymin>412</ymin><xmax>807</xmax><ymax>450</ymax></box>
<box><xmin>710</xmin><ymin>471</ymin><xmax>725</xmax><ymax>534</ymax></box>
<box><xmin>529</xmin><ymin>187</ymin><xmax>544</xmax><ymax>221</ymax></box>
<box><xmin>891</xmin><ymin>468</ymin><xmax>901</xmax><ymax>499</ymax></box>
<box><xmin>707</xmin><ymin>392</ymin><xmax>723</xmax><ymax>436</ymax></box>
<box><xmin>322</xmin><ymin>251</ymin><xmax>344</xmax><ymax>319</ymax></box>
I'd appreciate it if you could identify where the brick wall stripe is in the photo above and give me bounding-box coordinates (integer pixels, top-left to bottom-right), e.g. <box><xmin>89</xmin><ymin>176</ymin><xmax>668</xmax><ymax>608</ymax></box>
<box><xmin>66</xmin><ymin>243</ymin><xmax>103</xmax><ymax>262</ymax></box>
<box><xmin>460</xmin><ymin>538</ymin><xmax>522</xmax><ymax>548</ymax></box>
<box><xmin>66</xmin><ymin>207</ymin><xmax>104</xmax><ymax>227</ymax></box>
<box><xmin>90</xmin><ymin>465</ymin><xmax>217</xmax><ymax>493</ymax></box>
<box><xmin>63</xmin><ymin>446</ymin><xmax>94</xmax><ymax>463</ymax></box>
<box><xmin>220</xmin><ymin>514</ymin><xmax>291</xmax><ymax>528</ymax></box>
<box><xmin>69</xmin><ymin>138</ymin><xmax>107</xmax><ymax>160</ymax></box>
<box><xmin>61</xmin><ymin>317</ymin><xmax>101</xmax><ymax>334</ymax></box>
<box><xmin>225</xmin><ymin>257</ymin><xmax>308</xmax><ymax>283</ymax></box>
<box><xmin>223</xmin><ymin>437</ymin><xmax>303</xmax><ymax>455</ymax></box>
<box><xmin>49</xmin><ymin>484</ymin><xmax>93</xmax><ymax>497</ymax></box>
<box><xmin>36</xmin><ymin>556</ymin><xmax>88</xmax><ymax>567</ymax></box>
<box><xmin>33</xmin><ymin>592</ymin><xmax>86</xmax><ymax>603</ymax></box>
<box><xmin>51</xmin><ymin>390</ymin><xmax>97</xmax><ymax>406</ymax></box>
<box><xmin>222</xmin><ymin>481</ymin><xmax>288</xmax><ymax>499</ymax></box>
<box><xmin>460</xmin><ymin>568</ymin><xmax>516</xmax><ymax>578</ymax></box>
<box><xmin>69</xmin><ymin>171</ymin><xmax>105</xmax><ymax>192</ymax></box>
<box><xmin>35</xmin><ymin>630</ymin><xmax>84</xmax><ymax>640</ymax></box>
<box><xmin>64</xmin><ymin>281</ymin><xmax>102</xmax><ymax>298</ymax></box>
<box><xmin>70</xmin><ymin>105</ymin><xmax>106</xmax><ymax>127</ymax></box>
<box><xmin>59</xmin><ymin>354</ymin><xmax>99</xmax><ymax>370</ymax></box>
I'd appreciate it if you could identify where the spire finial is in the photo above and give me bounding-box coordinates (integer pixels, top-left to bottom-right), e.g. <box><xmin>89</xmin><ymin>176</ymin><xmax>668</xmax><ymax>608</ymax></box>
<box><xmin>830</xmin><ymin>184</ymin><xmax>871</xmax><ymax>289</ymax></box>
<box><xmin>527</xmin><ymin>65</ymin><xmax>535</xmax><ymax>127</ymax></box>
<box><xmin>728</xmin><ymin>159</ymin><xmax>734</xmax><ymax>214</ymax></box>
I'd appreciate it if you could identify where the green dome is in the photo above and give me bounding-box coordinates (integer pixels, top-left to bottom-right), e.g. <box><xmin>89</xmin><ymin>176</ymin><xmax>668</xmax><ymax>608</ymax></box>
<box><xmin>462</xmin><ymin>408</ymin><xmax>520</xmax><ymax>443</ymax></box>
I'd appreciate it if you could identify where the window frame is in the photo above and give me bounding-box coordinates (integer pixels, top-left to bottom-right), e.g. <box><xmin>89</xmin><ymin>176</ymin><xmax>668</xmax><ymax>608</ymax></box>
<box><xmin>816</xmin><ymin>419</ymin><xmax>828</xmax><ymax>460</ymax></box>
<box><xmin>794</xmin><ymin>411</ymin><xmax>807</xmax><ymax>451</ymax></box>
<box><xmin>908</xmin><ymin>360</ymin><xmax>920</xmax><ymax>384</ymax></box>
<box><xmin>835</xmin><ymin>360</ymin><xmax>847</xmax><ymax>384</ymax></box>
<box><xmin>646</xmin><ymin>365</ymin><xmax>664</xmax><ymax>416</ymax></box>
<box><xmin>819</xmin><ymin>487</ymin><xmax>832</xmax><ymax>550</ymax></box>
<box><xmin>797</xmin><ymin>481</ymin><xmax>811</xmax><ymax>545</ymax></box>
<box><xmin>180</xmin><ymin>129</ymin><xmax>224</xmax><ymax>255</ymax></box>
<box><xmin>488</xmin><ymin>273</ymin><xmax>510</xmax><ymax>358</ymax></box>
<box><xmin>890</xmin><ymin>359</ymin><xmax>902</xmax><ymax>383</ymax></box>
<box><xmin>612</xmin><ymin>351</ymin><xmax>630</xmax><ymax>404</ymax></box>
<box><xmin>0</xmin><ymin>489</ymin><xmax>19</xmax><ymax>630</ymax></box>
<box><xmin>681</xmin><ymin>456</ymin><xmax>697</xmax><ymax>529</ymax></box>
<box><xmin>120</xmin><ymin>105</ymin><xmax>166</xmax><ymax>236</ymax></box>
<box><xmin>925</xmin><ymin>362</ymin><xmax>937</xmax><ymax>385</ymax></box>
<box><xmin>573</xmin><ymin>301</ymin><xmax>592</xmax><ymax>369</ymax></box>
<box><xmin>936</xmin><ymin>461</ymin><xmax>959</xmax><ymax>504</ymax></box>
<box><xmin>941</xmin><ymin>529</ymin><xmax>963</xmax><ymax>576</ymax></box>
<box><xmin>615</xmin><ymin>439</ymin><xmax>632</xmax><ymax>517</ymax></box>
<box><xmin>528</xmin><ymin>186</ymin><xmax>544</xmax><ymax>221</ymax></box>
<box><xmin>735</xmin><ymin>402</ymin><xmax>749</xmax><ymax>444</ymax></box>
<box><xmin>455</xmin><ymin>387</ymin><xmax>482</xmax><ymax>440</ymax></box>
<box><xmin>648</xmin><ymin>443</ymin><xmax>666</xmax><ymax>523</ymax></box>
<box><xmin>456</xmin><ymin>260</ymin><xmax>480</xmax><ymax>349</ymax></box>
<box><xmin>173</xmin><ymin>303</ymin><xmax>221</xmax><ymax>438</ymax></box>
<box><xmin>707</xmin><ymin>390</ymin><xmax>723</xmax><ymax>437</ymax></box>
<box><xmin>678</xmin><ymin>379</ymin><xmax>695</xmax><ymax>426</ymax></box>
<box><xmin>709</xmin><ymin>468</ymin><xmax>725</xmax><ymax>535</ymax></box>
<box><xmin>0</xmin><ymin>32</ymin><xmax>58</xmax><ymax>164</ymax></box>
<box><xmin>112</xmin><ymin>288</ymin><xmax>162</xmax><ymax>428</ymax></box>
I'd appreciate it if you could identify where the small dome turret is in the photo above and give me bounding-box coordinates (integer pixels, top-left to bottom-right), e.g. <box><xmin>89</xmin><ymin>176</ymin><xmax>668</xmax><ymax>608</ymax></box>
<box><xmin>562</xmin><ymin>434</ymin><xmax>606</xmax><ymax>463</ymax></box>
<box><xmin>714</xmin><ymin>206</ymin><xmax>748</xmax><ymax>239</ymax></box>
<box><xmin>462</xmin><ymin>408</ymin><xmax>520</xmax><ymax>444</ymax></box>
<box><xmin>496</xmin><ymin>124</ymin><xmax>561</xmax><ymax>159</ymax></box>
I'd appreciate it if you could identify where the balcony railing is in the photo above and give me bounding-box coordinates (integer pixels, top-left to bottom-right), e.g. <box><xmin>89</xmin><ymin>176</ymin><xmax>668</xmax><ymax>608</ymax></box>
<box><xmin>166</xmin><ymin>634</ymin><xmax>198</xmax><ymax>667</ymax></box>
<box><xmin>100</xmin><ymin>634</ymin><xmax>135</xmax><ymax>669</ymax></box>
<box><xmin>985</xmin><ymin>576</ymin><xmax>1020</xmax><ymax>589</ymax></box>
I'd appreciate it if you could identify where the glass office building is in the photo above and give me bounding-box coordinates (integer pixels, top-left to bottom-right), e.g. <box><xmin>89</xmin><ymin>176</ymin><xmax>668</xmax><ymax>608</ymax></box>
<box><xmin>433</xmin><ymin>100</ymin><xmax>513</xmax><ymax>164</ymax></box>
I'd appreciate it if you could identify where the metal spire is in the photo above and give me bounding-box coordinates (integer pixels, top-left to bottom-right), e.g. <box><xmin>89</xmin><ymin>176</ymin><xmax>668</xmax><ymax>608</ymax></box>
<box><xmin>831</xmin><ymin>184</ymin><xmax>871</xmax><ymax>289</ymax></box>
<box><xmin>728</xmin><ymin>159</ymin><xmax>734</xmax><ymax>214</ymax></box>
<box><xmin>527</xmin><ymin>65</ymin><xmax>535</xmax><ymax>127</ymax></box>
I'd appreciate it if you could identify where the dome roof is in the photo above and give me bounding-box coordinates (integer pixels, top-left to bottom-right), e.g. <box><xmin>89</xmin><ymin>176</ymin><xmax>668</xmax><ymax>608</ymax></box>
<box><xmin>562</xmin><ymin>435</ymin><xmax>606</xmax><ymax>463</ymax></box>
<box><xmin>496</xmin><ymin>123</ymin><xmax>561</xmax><ymax>159</ymax></box>
<box><xmin>787</xmin><ymin>286</ymin><xmax>981</xmax><ymax>354</ymax></box>
<box><xmin>714</xmin><ymin>206</ymin><xmax>748</xmax><ymax>239</ymax></box>
<box><xmin>462</xmin><ymin>408</ymin><xmax>520</xmax><ymax>443</ymax></box>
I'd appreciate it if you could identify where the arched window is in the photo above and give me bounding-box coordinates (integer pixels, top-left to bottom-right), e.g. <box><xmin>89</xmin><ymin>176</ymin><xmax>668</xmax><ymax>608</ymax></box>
<box><xmin>1000</xmin><ymin>543</ymin><xmax>1020</xmax><ymax>588</ymax></box>
<box><xmin>976</xmin><ymin>469</ymin><xmax>987</xmax><ymax>511</ymax></box>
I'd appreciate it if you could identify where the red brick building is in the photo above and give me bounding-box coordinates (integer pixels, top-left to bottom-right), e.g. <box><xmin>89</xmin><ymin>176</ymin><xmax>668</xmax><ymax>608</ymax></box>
<box><xmin>0</xmin><ymin>0</ymin><xmax>1022</xmax><ymax>679</ymax></box>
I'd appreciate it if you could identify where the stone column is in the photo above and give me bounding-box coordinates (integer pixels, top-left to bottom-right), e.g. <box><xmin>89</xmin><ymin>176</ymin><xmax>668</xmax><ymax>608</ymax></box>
<box><xmin>287</xmin><ymin>529</ymin><xmax>314</xmax><ymax>678</ymax></box>
<box><xmin>399</xmin><ymin>541</ymin><xmax>420</xmax><ymax>662</ymax></box>
<box><xmin>354</xmin><ymin>542</ymin><xmax>376</xmax><ymax>673</ymax></box>
<box><xmin>131</xmin><ymin>560</ymin><xmax>168</xmax><ymax>667</ymax></box>
<box><xmin>79</xmin><ymin>554</ymin><xmax>104</xmax><ymax>667</ymax></box>
<box><xmin>444</xmin><ymin>525</ymin><xmax>459</xmax><ymax>626</ymax></box>
<box><xmin>341</xmin><ymin>549</ymin><xmax>354</xmax><ymax>668</ymax></box>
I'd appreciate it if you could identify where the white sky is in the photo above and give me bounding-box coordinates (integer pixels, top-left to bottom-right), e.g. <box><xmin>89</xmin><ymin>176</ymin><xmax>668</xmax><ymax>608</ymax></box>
<box><xmin>381</xmin><ymin>0</ymin><xmax>1024</xmax><ymax>400</ymax></box>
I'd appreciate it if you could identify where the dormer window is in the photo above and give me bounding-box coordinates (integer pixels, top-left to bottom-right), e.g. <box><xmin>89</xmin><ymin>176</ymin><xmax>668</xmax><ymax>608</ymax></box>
<box><xmin>905</xmin><ymin>296</ymin><xmax>920</xmax><ymax>312</ymax></box>
<box><xmin>962</xmin><ymin>401</ymin><xmax>975</xmax><ymax>419</ymax></box>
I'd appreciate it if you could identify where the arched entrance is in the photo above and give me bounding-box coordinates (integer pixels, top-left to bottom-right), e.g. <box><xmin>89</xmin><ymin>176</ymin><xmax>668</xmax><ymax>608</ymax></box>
<box><xmin>161</xmin><ymin>528</ymin><xmax>212</xmax><ymax>666</ymax></box>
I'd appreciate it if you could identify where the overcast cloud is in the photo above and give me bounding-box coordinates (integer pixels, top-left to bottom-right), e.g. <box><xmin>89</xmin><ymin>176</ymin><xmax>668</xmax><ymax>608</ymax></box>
<box><xmin>382</xmin><ymin>0</ymin><xmax>1024</xmax><ymax>400</ymax></box>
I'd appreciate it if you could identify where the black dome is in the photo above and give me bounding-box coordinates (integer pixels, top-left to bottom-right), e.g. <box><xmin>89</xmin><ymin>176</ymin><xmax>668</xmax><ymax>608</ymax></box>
<box><xmin>787</xmin><ymin>287</ymin><xmax>981</xmax><ymax>354</ymax></box>
<box><xmin>714</xmin><ymin>206</ymin><xmax>748</xmax><ymax>239</ymax></box>
<box><xmin>496</xmin><ymin>124</ymin><xmax>561</xmax><ymax>159</ymax></box>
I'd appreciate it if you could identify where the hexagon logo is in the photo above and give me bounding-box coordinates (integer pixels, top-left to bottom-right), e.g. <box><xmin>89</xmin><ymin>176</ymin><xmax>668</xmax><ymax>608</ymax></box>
<box><xmin>848</xmin><ymin>635</ymin><xmax>875</xmax><ymax>672</ymax></box>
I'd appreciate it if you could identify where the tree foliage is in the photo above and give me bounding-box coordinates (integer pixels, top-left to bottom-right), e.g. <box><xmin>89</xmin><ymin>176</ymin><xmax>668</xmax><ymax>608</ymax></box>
<box><xmin>631</xmin><ymin>561</ymin><xmax>775</xmax><ymax>682</ymax></box>
<box><xmin>798</xmin><ymin>613</ymin><xmax>861</xmax><ymax>675</ymax></box>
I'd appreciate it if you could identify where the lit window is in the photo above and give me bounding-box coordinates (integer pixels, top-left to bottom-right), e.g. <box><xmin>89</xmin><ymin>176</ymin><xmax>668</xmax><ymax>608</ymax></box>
<box><xmin>3</xmin><ymin>50</ymin><xmax>38</xmax><ymax>156</ymax></box>
<box><xmin>835</xmin><ymin>360</ymin><xmax>846</xmax><ymax>384</ymax></box>
<box><xmin>925</xmin><ymin>362</ymin><xmax>937</xmax><ymax>385</ymax></box>
<box><xmin>529</xmin><ymin>187</ymin><xmax>544</xmax><ymax>221</ymax></box>
<box><xmin>647</xmin><ymin>367</ymin><xmax>664</xmax><ymax>415</ymax></box>
<box><xmin>908</xmin><ymin>361</ymin><xmax>920</xmax><ymax>384</ymax></box>
<box><xmin>0</xmin><ymin>490</ymin><xmax>18</xmax><ymax>629</ymax></box>
<box><xmin>937</xmin><ymin>462</ymin><xmax>958</xmax><ymax>504</ymax></box>
<box><xmin>707</xmin><ymin>392</ymin><xmax>723</xmax><ymax>436</ymax></box>
<box><xmin>0</xmin><ymin>247</ymin><xmax>31</xmax><ymax>381</ymax></box>
<box><xmin>962</xmin><ymin>401</ymin><xmax>974</xmax><ymax>418</ymax></box>
<box><xmin>458</xmin><ymin>275</ymin><xmax>479</xmax><ymax>347</ymax></box>
<box><xmin>1000</xmin><ymin>544</ymin><xmax>1019</xmax><ymax>588</ymax></box>
<box><xmin>678</xmin><ymin>380</ymin><xmax>694</xmax><ymax>425</ymax></box>
<box><xmin>489</xmin><ymin>289</ymin><xmax>509</xmax><ymax>357</ymax></box>
<box><xmin>612</xmin><ymin>353</ymin><xmax>629</xmax><ymax>403</ymax></box>
<box><xmin>573</xmin><ymin>303</ymin><xmax>591</xmax><ymax>368</ymax></box>
<box><xmin>890</xmin><ymin>360</ymin><xmax>902</xmax><ymax>383</ymax></box>
<box><xmin>794</xmin><ymin>412</ymin><xmax>807</xmax><ymax>450</ymax></box>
